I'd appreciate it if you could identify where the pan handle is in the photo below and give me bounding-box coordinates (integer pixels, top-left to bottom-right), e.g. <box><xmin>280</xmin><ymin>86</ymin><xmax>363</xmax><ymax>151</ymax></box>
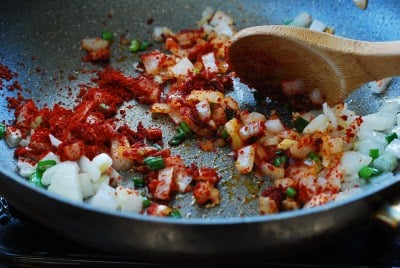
<box><xmin>374</xmin><ymin>198</ymin><xmax>400</xmax><ymax>229</ymax></box>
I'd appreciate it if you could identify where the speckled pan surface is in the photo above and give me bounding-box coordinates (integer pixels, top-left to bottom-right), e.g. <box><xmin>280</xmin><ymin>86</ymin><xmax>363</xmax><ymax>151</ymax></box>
<box><xmin>0</xmin><ymin>0</ymin><xmax>399</xmax><ymax>257</ymax></box>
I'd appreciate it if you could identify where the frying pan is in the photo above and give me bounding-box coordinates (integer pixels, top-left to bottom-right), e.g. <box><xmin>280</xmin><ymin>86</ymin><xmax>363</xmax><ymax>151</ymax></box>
<box><xmin>1</xmin><ymin>0</ymin><xmax>400</xmax><ymax>260</ymax></box>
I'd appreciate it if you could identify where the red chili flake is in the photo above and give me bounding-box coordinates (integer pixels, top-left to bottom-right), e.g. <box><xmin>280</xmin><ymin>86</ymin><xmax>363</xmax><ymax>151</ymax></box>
<box><xmin>0</xmin><ymin>64</ymin><xmax>14</xmax><ymax>81</ymax></box>
<box><xmin>261</xmin><ymin>186</ymin><xmax>285</xmax><ymax>209</ymax></box>
<box><xmin>147</xmin><ymin>18</ymin><xmax>154</xmax><ymax>25</ymax></box>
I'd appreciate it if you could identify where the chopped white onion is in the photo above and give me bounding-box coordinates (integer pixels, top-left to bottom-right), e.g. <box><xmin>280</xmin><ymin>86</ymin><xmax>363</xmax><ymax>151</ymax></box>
<box><xmin>289</xmin><ymin>12</ymin><xmax>312</xmax><ymax>28</ymax></box>
<box><xmin>309</xmin><ymin>19</ymin><xmax>326</xmax><ymax>32</ymax></box>
<box><xmin>170</xmin><ymin>57</ymin><xmax>194</xmax><ymax>77</ymax></box>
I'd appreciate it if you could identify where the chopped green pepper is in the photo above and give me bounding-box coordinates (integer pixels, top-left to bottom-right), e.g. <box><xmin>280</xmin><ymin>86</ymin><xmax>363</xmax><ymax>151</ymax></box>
<box><xmin>139</xmin><ymin>41</ymin><xmax>152</xmax><ymax>51</ymax></box>
<box><xmin>217</xmin><ymin>126</ymin><xmax>229</xmax><ymax>139</ymax></box>
<box><xmin>133</xmin><ymin>176</ymin><xmax>145</xmax><ymax>188</ymax></box>
<box><xmin>273</xmin><ymin>155</ymin><xmax>288</xmax><ymax>167</ymax></box>
<box><xmin>142</xmin><ymin>197</ymin><xmax>151</xmax><ymax>208</ymax></box>
<box><xmin>36</xmin><ymin>159</ymin><xmax>57</xmax><ymax>175</ymax></box>
<box><xmin>129</xmin><ymin>39</ymin><xmax>141</xmax><ymax>53</ymax></box>
<box><xmin>358</xmin><ymin>165</ymin><xmax>381</xmax><ymax>179</ymax></box>
<box><xmin>0</xmin><ymin>123</ymin><xmax>5</xmax><ymax>139</ymax></box>
<box><xmin>308</xmin><ymin>151</ymin><xmax>320</xmax><ymax>161</ymax></box>
<box><xmin>101</xmin><ymin>31</ymin><xmax>113</xmax><ymax>41</ymax></box>
<box><xmin>293</xmin><ymin>117</ymin><xmax>309</xmax><ymax>133</ymax></box>
<box><xmin>143</xmin><ymin>156</ymin><xmax>165</xmax><ymax>170</ymax></box>
<box><xmin>385</xmin><ymin>132</ymin><xmax>398</xmax><ymax>144</ymax></box>
<box><xmin>369</xmin><ymin>149</ymin><xmax>380</xmax><ymax>160</ymax></box>
<box><xmin>168</xmin><ymin>208</ymin><xmax>182</xmax><ymax>218</ymax></box>
<box><xmin>29</xmin><ymin>172</ymin><xmax>43</xmax><ymax>188</ymax></box>
<box><xmin>285</xmin><ymin>187</ymin><xmax>297</xmax><ymax>199</ymax></box>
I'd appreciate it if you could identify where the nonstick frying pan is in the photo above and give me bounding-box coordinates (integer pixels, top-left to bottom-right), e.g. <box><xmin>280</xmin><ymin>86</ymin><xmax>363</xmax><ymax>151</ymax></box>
<box><xmin>1</xmin><ymin>0</ymin><xmax>400</xmax><ymax>260</ymax></box>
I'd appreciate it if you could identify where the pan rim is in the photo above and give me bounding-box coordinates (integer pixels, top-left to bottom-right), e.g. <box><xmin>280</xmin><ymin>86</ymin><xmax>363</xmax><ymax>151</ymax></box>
<box><xmin>1</xmin><ymin>163</ymin><xmax>399</xmax><ymax>225</ymax></box>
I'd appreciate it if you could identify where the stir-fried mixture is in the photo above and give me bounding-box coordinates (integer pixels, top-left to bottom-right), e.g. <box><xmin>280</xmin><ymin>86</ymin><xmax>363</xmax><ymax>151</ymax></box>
<box><xmin>1</xmin><ymin>9</ymin><xmax>398</xmax><ymax>217</ymax></box>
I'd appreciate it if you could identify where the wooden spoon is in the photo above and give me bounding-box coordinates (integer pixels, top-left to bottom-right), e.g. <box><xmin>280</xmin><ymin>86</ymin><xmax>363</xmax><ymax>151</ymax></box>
<box><xmin>228</xmin><ymin>25</ymin><xmax>400</xmax><ymax>105</ymax></box>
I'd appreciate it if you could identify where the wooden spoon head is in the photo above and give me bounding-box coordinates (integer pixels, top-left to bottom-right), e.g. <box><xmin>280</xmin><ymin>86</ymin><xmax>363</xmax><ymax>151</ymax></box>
<box><xmin>228</xmin><ymin>25</ymin><xmax>349</xmax><ymax>106</ymax></box>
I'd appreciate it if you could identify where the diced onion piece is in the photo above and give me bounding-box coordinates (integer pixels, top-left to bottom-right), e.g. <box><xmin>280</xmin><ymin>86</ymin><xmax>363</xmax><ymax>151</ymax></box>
<box><xmin>362</xmin><ymin>112</ymin><xmax>397</xmax><ymax>131</ymax></box>
<box><xmin>115</xmin><ymin>186</ymin><xmax>143</xmax><ymax>213</ymax></box>
<box><xmin>41</xmin><ymin>161</ymin><xmax>78</xmax><ymax>185</ymax></box>
<box><xmin>323</xmin><ymin>102</ymin><xmax>337</xmax><ymax>129</ymax></box>
<box><xmin>40</xmin><ymin>152</ymin><xmax>61</xmax><ymax>163</ymax></box>
<box><xmin>385</xmin><ymin>139</ymin><xmax>400</xmax><ymax>159</ymax></box>
<box><xmin>151</xmin><ymin>103</ymin><xmax>171</xmax><ymax>114</ymax></box>
<box><xmin>259</xmin><ymin>196</ymin><xmax>279</xmax><ymax>215</ymax></box>
<box><xmin>303</xmin><ymin>114</ymin><xmax>329</xmax><ymax>134</ymax></box>
<box><xmin>210</xmin><ymin>10</ymin><xmax>234</xmax><ymax>27</ymax></box>
<box><xmin>340</xmin><ymin>151</ymin><xmax>372</xmax><ymax>176</ymax></box>
<box><xmin>197</xmin><ymin>6</ymin><xmax>215</xmax><ymax>26</ymax></box>
<box><xmin>152</xmin><ymin>26</ymin><xmax>174</xmax><ymax>42</ymax></box>
<box><xmin>353</xmin><ymin>0</ymin><xmax>368</xmax><ymax>10</ymax></box>
<box><xmin>367</xmin><ymin>77</ymin><xmax>392</xmax><ymax>94</ymax></box>
<box><xmin>141</xmin><ymin>50</ymin><xmax>168</xmax><ymax>75</ymax></box>
<box><xmin>239</xmin><ymin>121</ymin><xmax>264</xmax><ymax>140</ymax></box>
<box><xmin>79</xmin><ymin>156</ymin><xmax>101</xmax><ymax>182</ymax></box>
<box><xmin>265</xmin><ymin>119</ymin><xmax>285</xmax><ymax>133</ymax></box>
<box><xmin>79</xmin><ymin>173</ymin><xmax>95</xmax><ymax>198</ymax></box>
<box><xmin>5</xmin><ymin>126</ymin><xmax>22</xmax><ymax>147</ymax></box>
<box><xmin>174</xmin><ymin>171</ymin><xmax>193</xmax><ymax>192</ymax></box>
<box><xmin>289</xmin><ymin>12</ymin><xmax>312</xmax><ymax>28</ymax></box>
<box><xmin>17</xmin><ymin>157</ymin><xmax>36</xmax><ymax>178</ymax></box>
<box><xmin>92</xmin><ymin>153</ymin><xmax>113</xmax><ymax>173</ymax></box>
<box><xmin>260</xmin><ymin>161</ymin><xmax>285</xmax><ymax>179</ymax></box>
<box><xmin>354</xmin><ymin>138</ymin><xmax>384</xmax><ymax>157</ymax></box>
<box><xmin>170</xmin><ymin>57</ymin><xmax>193</xmax><ymax>77</ymax></box>
<box><xmin>49</xmin><ymin>134</ymin><xmax>62</xmax><ymax>147</ymax></box>
<box><xmin>186</xmin><ymin>90</ymin><xmax>224</xmax><ymax>104</ymax></box>
<box><xmin>277</xmin><ymin>139</ymin><xmax>298</xmax><ymax>150</ymax></box>
<box><xmin>154</xmin><ymin>167</ymin><xmax>174</xmax><ymax>200</ymax></box>
<box><xmin>87</xmin><ymin>183</ymin><xmax>118</xmax><ymax>210</ymax></box>
<box><xmin>43</xmin><ymin>161</ymin><xmax>83</xmax><ymax>202</ymax></box>
<box><xmin>309</xmin><ymin>19</ymin><xmax>326</xmax><ymax>32</ymax></box>
<box><xmin>91</xmin><ymin>174</ymin><xmax>110</xmax><ymax>193</ymax></box>
<box><xmin>372</xmin><ymin>152</ymin><xmax>398</xmax><ymax>172</ymax></box>
<box><xmin>224</xmin><ymin>118</ymin><xmax>244</xmax><ymax>150</ymax></box>
<box><xmin>241</xmin><ymin>111</ymin><xmax>267</xmax><ymax>125</ymax></box>
<box><xmin>196</xmin><ymin>100</ymin><xmax>211</xmax><ymax>121</ymax></box>
<box><xmin>110</xmin><ymin>137</ymin><xmax>133</xmax><ymax>171</ymax></box>
<box><xmin>235</xmin><ymin>145</ymin><xmax>255</xmax><ymax>174</ymax></box>
<box><xmin>201</xmin><ymin>52</ymin><xmax>218</xmax><ymax>73</ymax></box>
<box><xmin>81</xmin><ymin>38</ymin><xmax>110</xmax><ymax>52</ymax></box>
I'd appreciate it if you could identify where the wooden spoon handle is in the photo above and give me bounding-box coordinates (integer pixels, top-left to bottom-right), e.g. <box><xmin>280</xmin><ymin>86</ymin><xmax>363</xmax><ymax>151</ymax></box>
<box><xmin>348</xmin><ymin>41</ymin><xmax>400</xmax><ymax>85</ymax></box>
